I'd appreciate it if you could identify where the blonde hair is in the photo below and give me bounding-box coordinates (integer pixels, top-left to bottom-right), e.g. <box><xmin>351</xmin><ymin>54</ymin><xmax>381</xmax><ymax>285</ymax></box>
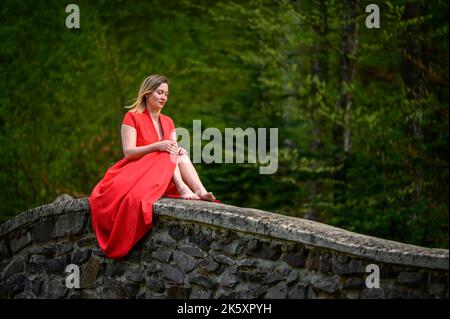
<box><xmin>126</xmin><ymin>74</ymin><xmax>169</xmax><ymax>114</ymax></box>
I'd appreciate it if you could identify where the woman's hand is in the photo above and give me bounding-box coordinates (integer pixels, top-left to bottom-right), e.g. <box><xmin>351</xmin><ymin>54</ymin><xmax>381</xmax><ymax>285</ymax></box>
<box><xmin>177</xmin><ymin>147</ymin><xmax>188</xmax><ymax>156</ymax></box>
<box><xmin>155</xmin><ymin>140</ymin><xmax>178</xmax><ymax>154</ymax></box>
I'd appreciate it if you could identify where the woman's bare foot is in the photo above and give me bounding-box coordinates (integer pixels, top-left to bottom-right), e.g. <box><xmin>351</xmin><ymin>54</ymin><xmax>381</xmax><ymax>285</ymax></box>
<box><xmin>195</xmin><ymin>191</ymin><xmax>216</xmax><ymax>202</ymax></box>
<box><xmin>178</xmin><ymin>185</ymin><xmax>201</xmax><ymax>200</ymax></box>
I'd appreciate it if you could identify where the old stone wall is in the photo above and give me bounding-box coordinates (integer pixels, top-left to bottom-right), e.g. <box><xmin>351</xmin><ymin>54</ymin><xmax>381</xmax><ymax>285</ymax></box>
<box><xmin>0</xmin><ymin>198</ymin><xmax>448</xmax><ymax>299</ymax></box>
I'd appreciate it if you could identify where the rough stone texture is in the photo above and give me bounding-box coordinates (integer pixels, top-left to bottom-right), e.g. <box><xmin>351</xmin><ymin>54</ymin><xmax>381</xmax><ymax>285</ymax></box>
<box><xmin>0</xmin><ymin>198</ymin><xmax>448</xmax><ymax>299</ymax></box>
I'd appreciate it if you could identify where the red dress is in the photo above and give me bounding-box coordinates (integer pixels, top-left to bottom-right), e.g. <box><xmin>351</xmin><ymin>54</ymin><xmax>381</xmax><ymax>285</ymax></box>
<box><xmin>89</xmin><ymin>108</ymin><xmax>180</xmax><ymax>259</ymax></box>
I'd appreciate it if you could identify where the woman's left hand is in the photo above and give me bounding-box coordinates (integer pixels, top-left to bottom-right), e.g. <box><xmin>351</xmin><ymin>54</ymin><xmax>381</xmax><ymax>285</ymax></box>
<box><xmin>177</xmin><ymin>147</ymin><xmax>188</xmax><ymax>156</ymax></box>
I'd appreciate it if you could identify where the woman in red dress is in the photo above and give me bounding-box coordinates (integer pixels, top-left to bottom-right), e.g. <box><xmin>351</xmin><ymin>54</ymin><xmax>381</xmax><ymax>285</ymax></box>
<box><xmin>89</xmin><ymin>75</ymin><xmax>216</xmax><ymax>259</ymax></box>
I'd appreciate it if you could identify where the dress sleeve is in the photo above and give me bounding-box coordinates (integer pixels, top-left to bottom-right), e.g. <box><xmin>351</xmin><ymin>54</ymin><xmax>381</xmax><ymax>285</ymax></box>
<box><xmin>122</xmin><ymin>112</ymin><xmax>136</xmax><ymax>128</ymax></box>
<box><xmin>167</xmin><ymin>116</ymin><xmax>177</xmax><ymax>142</ymax></box>
<box><xmin>169</xmin><ymin>117</ymin><xmax>176</xmax><ymax>130</ymax></box>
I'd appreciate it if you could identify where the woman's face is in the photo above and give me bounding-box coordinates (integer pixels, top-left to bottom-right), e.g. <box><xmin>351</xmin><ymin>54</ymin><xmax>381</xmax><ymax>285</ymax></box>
<box><xmin>146</xmin><ymin>83</ymin><xmax>169</xmax><ymax>111</ymax></box>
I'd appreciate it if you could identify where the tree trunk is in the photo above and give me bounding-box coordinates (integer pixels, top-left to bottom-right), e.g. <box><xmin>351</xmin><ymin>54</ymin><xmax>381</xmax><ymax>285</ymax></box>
<box><xmin>400</xmin><ymin>2</ymin><xmax>427</xmax><ymax>205</ymax></box>
<box><xmin>305</xmin><ymin>0</ymin><xmax>329</xmax><ymax>220</ymax></box>
<box><xmin>332</xmin><ymin>0</ymin><xmax>358</xmax><ymax>205</ymax></box>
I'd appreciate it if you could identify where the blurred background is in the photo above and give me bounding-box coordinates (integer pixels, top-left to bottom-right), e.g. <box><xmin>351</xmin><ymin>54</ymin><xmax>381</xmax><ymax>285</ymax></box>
<box><xmin>0</xmin><ymin>0</ymin><xmax>448</xmax><ymax>248</ymax></box>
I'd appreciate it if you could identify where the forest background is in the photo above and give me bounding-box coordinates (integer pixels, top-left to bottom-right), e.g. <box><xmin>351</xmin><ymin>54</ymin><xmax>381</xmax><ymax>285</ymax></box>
<box><xmin>1</xmin><ymin>0</ymin><xmax>448</xmax><ymax>248</ymax></box>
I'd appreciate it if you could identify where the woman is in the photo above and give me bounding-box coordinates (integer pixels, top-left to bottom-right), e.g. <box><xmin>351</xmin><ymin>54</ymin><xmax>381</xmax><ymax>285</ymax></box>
<box><xmin>89</xmin><ymin>75</ymin><xmax>216</xmax><ymax>259</ymax></box>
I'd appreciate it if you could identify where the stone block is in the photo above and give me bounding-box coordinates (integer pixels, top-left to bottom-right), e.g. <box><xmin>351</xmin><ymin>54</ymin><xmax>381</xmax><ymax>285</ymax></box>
<box><xmin>124</xmin><ymin>282</ymin><xmax>140</xmax><ymax>297</ymax></box>
<box><xmin>215</xmin><ymin>287</ymin><xmax>240</xmax><ymax>299</ymax></box>
<box><xmin>245</xmin><ymin>239</ymin><xmax>260</xmax><ymax>252</ymax></box>
<box><xmin>236</xmin><ymin>258</ymin><xmax>255</xmax><ymax>267</ymax></box>
<box><xmin>104</xmin><ymin>261</ymin><xmax>126</xmax><ymax>277</ymax></box>
<box><xmin>180</xmin><ymin>245</ymin><xmax>207</xmax><ymax>258</ymax></box>
<box><xmin>247</xmin><ymin>242</ymin><xmax>282</xmax><ymax>261</ymax></box>
<box><xmin>77</xmin><ymin>237</ymin><xmax>96</xmax><ymax>248</ymax></box>
<box><xmin>238</xmin><ymin>269</ymin><xmax>263</xmax><ymax>283</ymax></box>
<box><xmin>31</xmin><ymin>219</ymin><xmax>55</xmax><ymax>243</ymax></box>
<box><xmin>124</xmin><ymin>248</ymin><xmax>143</xmax><ymax>263</ymax></box>
<box><xmin>187</xmin><ymin>272</ymin><xmax>214</xmax><ymax>289</ymax></box>
<box><xmin>53</xmin><ymin>213</ymin><xmax>87</xmax><ymax>238</ymax></box>
<box><xmin>173</xmin><ymin>251</ymin><xmax>196</xmax><ymax>273</ymax></box>
<box><xmin>125</xmin><ymin>268</ymin><xmax>144</xmax><ymax>283</ymax></box>
<box><xmin>10</xmin><ymin>232</ymin><xmax>32</xmax><ymax>254</ymax></box>
<box><xmin>256</xmin><ymin>263</ymin><xmax>274</xmax><ymax>274</ymax></box>
<box><xmin>189</xmin><ymin>229</ymin><xmax>212</xmax><ymax>252</ymax></box>
<box><xmin>428</xmin><ymin>283</ymin><xmax>446</xmax><ymax>297</ymax></box>
<box><xmin>342</xmin><ymin>289</ymin><xmax>360</xmax><ymax>299</ymax></box>
<box><xmin>101</xmin><ymin>283</ymin><xmax>128</xmax><ymax>299</ymax></box>
<box><xmin>214</xmin><ymin>255</ymin><xmax>235</xmax><ymax>266</ymax></box>
<box><xmin>219</xmin><ymin>272</ymin><xmax>238</xmax><ymax>288</ymax></box>
<box><xmin>190</xmin><ymin>285</ymin><xmax>212</xmax><ymax>299</ymax></box>
<box><xmin>151</xmin><ymin>248</ymin><xmax>173</xmax><ymax>263</ymax></box>
<box><xmin>281</xmin><ymin>246</ymin><xmax>308</xmax><ymax>267</ymax></box>
<box><xmin>265</xmin><ymin>281</ymin><xmax>288</xmax><ymax>299</ymax></box>
<box><xmin>332</xmin><ymin>255</ymin><xmax>365</xmax><ymax>274</ymax></box>
<box><xmin>266</xmin><ymin>271</ymin><xmax>284</xmax><ymax>285</ymax></box>
<box><xmin>0</xmin><ymin>241</ymin><xmax>11</xmax><ymax>259</ymax></box>
<box><xmin>197</xmin><ymin>259</ymin><xmax>219</xmax><ymax>272</ymax></box>
<box><xmin>71</xmin><ymin>248</ymin><xmax>92</xmax><ymax>265</ymax></box>
<box><xmin>361</xmin><ymin>288</ymin><xmax>386</xmax><ymax>299</ymax></box>
<box><xmin>46</xmin><ymin>255</ymin><xmax>68</xmax><ymax>274</ymax></box>
<box><xmin>56</xmin><ymin>243</ymin><xmax>73</xmax><ymax>256</ymax></box>
<box><xmin>312</xmin><ymin>274</ymin><xmax>341</xmax><ymax>294</ymax></box>
<box><xmin>287</xmin><ymin>269</ymin><xmax>298</xmax><ymax>284</ymax></box>
<box><xmin>239</xmin><ymin>283</ymin><xmax>268</xmax><ymax>299</ymax></box>
<box><xmin>397</xmin><ymin>272</ymin><xmax>423</xmax><ymax>285</ymax></box>
<box><xmin>288</xmin><ymin>283</ymin><xmax>307</xmax><ymax>299</ymax></box>
<box><xmin>26</xmin><ymin>254</ymin><xmax>46</xmax><ymax>274</ymax></box>
<box><xmin>168</xmin><ymin>225</ymin><xmax>186</xmax><ymax>241</ymax></box>
<box><xmin>145</xmin><ymin>262</ymin><xmax>160</xmax><ymax>275</ymax></box>
<box><xmin>210</xmin><ymin>239</ymin><xmax>242</xmax><ymax>255</ymax></box>
<box><xmin>147</xmin><ymin>274</ymin><xmax>166</xmax><ymax>293</ymax></box>
<box><xmin>7</xmin><ymin>273</ymin><xmax>27</xmax><ymax>297</ymax></box>
<box><xmin>277</xmin><ymin>264</ymin><xmax>292</xmax><ymax>276</ymax></box>
<box><xmin>2</xmin><ymin>256</ymin><xmax>24</xmax><ymax>280</ymax></box>
<box><xmin>160</xmin><ymin>264</ymin><xmax>184</xmax><ymax>284</ymax></box>
<box><xmin>167</xmin><ymin>284</ymin><xmax>191</xmax><ymax>298</ymax></box>
<box><xmin>30</xmin><ymin>245</ymin><xmax>56</xmax><ymax>257</ymax></box>
<box><xmin>155</xmin><ymin>239</ymin><xmax>177</xmax><ymax>249</ymax></box>
<box><xmin>429</xmin><ymin>272</ymin><xmax>448</xmax><ymax>285</ymax></box>
<box><xmin>47</xmin><ymin>279</ymin><xmax>68</xmax><ymax>299</ymax></box>
<box><xmin>305</xmin><ymin>249</ymin><xmax>331</xmax><ymax>273</ymax></box>
<box><xmin>25</xmin><ymin>276</ymin><xmax>43</xmax><ymax>297</ymax></box>
<box><xmin>343</xmin><ymin>277</ymin><xmax>365</xmax><ymax>289</ymax></box>
<box><xmin>80</xmin><ymin>257</ymin><xmax>101</xmax><ymax>288</ymax></box>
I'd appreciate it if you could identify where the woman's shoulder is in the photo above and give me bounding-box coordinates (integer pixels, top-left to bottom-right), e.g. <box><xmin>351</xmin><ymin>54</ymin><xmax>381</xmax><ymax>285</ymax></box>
<box><xmin>122</xmin><ymin>110</ymin><xmax>141</xmax><ymax>128</ymax></box>
<box><xmin>125</xmin><ymin>110</ymin><xmax>144</xmax><ymax>117</ymax></box>
<box><xmin>160</xmin><ymin>113</ymin><xmax>175</xmax><ymax>124</ymax></box>
<box><xmin>124</xmin><ymin>110</ymin><xmax>148</xmax><ymax>121</ymax></box>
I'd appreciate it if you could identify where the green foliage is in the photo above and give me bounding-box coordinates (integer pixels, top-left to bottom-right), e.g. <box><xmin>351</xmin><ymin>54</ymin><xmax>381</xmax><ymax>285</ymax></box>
<box><xmin>0</xmin><ymin>0</ymin><xmax>448</xmax><ymax>248</ymax></box>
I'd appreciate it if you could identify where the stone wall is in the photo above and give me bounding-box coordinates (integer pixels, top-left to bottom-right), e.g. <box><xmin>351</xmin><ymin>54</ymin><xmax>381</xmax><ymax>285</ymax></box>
<box><xmin>0</xmin><ymin>198</ymin><xmax>448</xmax><ymax>299</ymax></box>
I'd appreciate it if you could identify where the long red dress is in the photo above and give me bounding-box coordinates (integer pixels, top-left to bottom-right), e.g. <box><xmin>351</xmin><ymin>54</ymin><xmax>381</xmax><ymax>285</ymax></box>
<box><xmin>89</xmin><ymin>108</ymin><xmax>181</xmax><ymax>259</ymax></box>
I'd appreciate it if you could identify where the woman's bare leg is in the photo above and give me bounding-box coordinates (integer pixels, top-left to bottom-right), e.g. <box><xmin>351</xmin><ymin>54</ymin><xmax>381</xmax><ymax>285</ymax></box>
<box><xmin>172</xmin><ymin>162</ymin><xmax>200</xmax><ymax>200</ymax></box>
<box><xmin>178</xmin><ymin>154</ymin><xmax>216</xmax><ymax>201</ymax></box>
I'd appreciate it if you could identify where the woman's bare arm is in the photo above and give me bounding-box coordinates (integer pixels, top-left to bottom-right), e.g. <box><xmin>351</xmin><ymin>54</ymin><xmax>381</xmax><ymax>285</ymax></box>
<box><xmin>121</xmin><ymin>124</ymin><xmax>178</xmax><ymax>160</ymax></box>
